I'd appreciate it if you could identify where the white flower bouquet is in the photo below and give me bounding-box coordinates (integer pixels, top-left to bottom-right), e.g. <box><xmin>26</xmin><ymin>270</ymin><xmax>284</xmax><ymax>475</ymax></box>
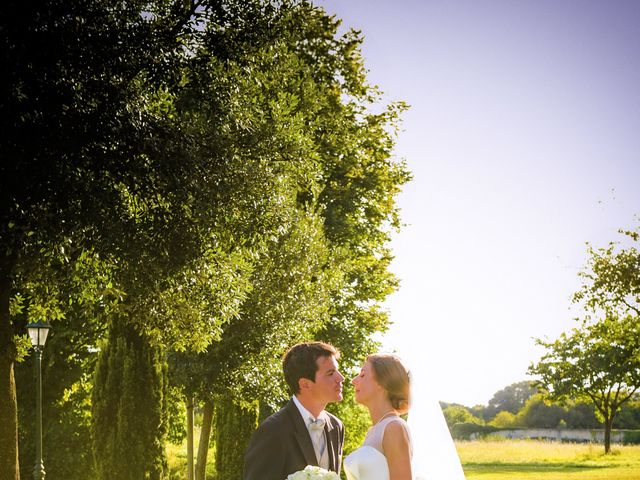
<box><xmin>286</xmin><ymin>465</ymin><xmax>340</xmax><ymax>480</ymax></box>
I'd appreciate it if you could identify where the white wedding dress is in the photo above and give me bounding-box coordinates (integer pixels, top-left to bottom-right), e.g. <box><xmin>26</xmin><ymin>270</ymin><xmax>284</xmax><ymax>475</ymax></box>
<box><xmin>344</xmin><ymin>416</ymin><xmax>406</xmax><ymax>480</ymax></box>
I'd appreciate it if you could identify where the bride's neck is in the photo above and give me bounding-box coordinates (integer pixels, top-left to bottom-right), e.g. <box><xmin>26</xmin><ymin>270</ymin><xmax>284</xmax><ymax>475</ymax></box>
<box><xmin>367</xmin><ymin>399</ymin><xmax>397</xmax><ymax>425</ymax></box>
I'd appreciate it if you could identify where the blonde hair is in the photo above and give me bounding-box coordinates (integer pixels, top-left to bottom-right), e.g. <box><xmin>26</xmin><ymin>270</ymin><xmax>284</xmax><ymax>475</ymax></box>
<box><xmin>367</xmin><ymin>353</ymin><xmax>411</xmax><ymax>413</ymax></box>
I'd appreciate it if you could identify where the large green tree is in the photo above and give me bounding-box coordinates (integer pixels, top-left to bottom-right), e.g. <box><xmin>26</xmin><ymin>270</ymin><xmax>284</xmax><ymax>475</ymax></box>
<box><xmin>530</xmin><ymin>315</ymin><xmax>640</xmax><ymax>452</ymax></box>
<box><xmin>530</xmin><ymin>227</ymin><xmax>640</xmax><ymax>453</ymax></box>
<box><xmin>87</xmin><ymin>1</ymin><xmax>337</xmax><ymax>476</ymax></box>
<box><xmin>0</xmin><ymin>1</ymin><xmax>200</xmax><ymax>475</ymax></box>
<box><xmin>170</xmin><ymin>2</ymin><xmax>411</xmax><ymax>476</ymax></box>
<box><xmin>3</xmin><ymin>3</ymin><xmax>410</xmax><ymax>479</ymax></box>
<box><xmin>483</xmin><ymin>381</ymin><xmax>536</xmax><ymax>420</ymax></box>
<box><xmin>516</xmin><ymin>393</ymin><xmax>567</xmax><ymax>429</ymax></box>
<box><xmin>0</xmin><ymin>0</ymin><xmax>271</xmax><ymax>476</ymax></box>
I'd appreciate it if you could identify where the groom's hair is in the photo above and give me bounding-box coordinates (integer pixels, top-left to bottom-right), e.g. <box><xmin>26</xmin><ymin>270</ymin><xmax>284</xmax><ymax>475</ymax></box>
<box><xmin>283</xmin><ymin>342</ymin><xmax>339</xmax><ymax>394</ymax></box>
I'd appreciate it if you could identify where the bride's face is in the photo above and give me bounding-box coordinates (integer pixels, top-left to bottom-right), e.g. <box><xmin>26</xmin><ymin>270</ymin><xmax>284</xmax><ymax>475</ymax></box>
<box><xmin>352</xmin><ymin>361</ymin><xmax>383</xmax><ymax>405</ymax></box>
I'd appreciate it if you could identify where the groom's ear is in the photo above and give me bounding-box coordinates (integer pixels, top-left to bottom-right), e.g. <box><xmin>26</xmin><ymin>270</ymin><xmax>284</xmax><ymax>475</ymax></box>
<box><xmin>298</xmin><ymin>377</ymin><xmax>314</xmax><ymax>392</ymax></box>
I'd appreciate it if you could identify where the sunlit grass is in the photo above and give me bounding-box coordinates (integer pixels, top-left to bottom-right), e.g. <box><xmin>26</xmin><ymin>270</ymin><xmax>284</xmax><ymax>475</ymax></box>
<box><xmin>166</xmin><ymin>427</ymin><xmax>216</xmax><ymax>480</ymax></box>
<box><xmin>166</xmin><ymin>441</ymin><xmax>188</xmax><ymax>480</ymax></box>
<box><xmin>168</xmin><ymin>436</ymin><xmax>640</xmax><ymax>479</ymax></box>
<box><xmin>457</xmin><ymin>440</ymin><xmax>640</xmax><ymax>479</ymax></box>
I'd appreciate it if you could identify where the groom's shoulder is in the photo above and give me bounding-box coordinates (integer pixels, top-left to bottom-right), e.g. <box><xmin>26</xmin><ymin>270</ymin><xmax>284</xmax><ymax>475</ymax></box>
<box><xmin>256</xmin><ymin>401</ymin><xmax>295</xmax><ymax>432</ymax></box>
<box><xmin>325</xmin><ymin>410</ymin><xmax>343</xmax><ymax>428</ymax></box>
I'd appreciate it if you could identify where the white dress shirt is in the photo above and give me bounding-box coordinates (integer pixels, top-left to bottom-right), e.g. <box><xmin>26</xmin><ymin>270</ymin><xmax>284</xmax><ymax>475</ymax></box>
<box><xmin>292</xmin><ymin>395</ymin><xmax>329</xmax><ymax>469</ymax></box>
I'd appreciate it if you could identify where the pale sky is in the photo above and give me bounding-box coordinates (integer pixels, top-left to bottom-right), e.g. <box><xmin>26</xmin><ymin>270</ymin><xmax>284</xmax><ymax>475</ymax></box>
<box><xmin>317</xmin><ymin>0</ymin><xmax>640</xmax><ymax>406</ymax></box>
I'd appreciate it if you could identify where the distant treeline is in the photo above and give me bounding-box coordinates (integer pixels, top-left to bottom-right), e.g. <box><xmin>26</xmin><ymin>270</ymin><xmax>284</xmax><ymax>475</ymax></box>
<box><xmin>441</xmin><ymin>381</ymin><xmax>640</xmax><ymax>432</ymax></box>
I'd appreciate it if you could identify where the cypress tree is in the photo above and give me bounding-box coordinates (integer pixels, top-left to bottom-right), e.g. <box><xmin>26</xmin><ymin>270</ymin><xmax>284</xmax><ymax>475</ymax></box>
<box><xmin>92</xmin><ymin>318</ymin><xmax>168</xmax><ymax>480</ymax></box>
<box><xmin>214</xmin><ymin>397</ymin><xmax>259</xmax><ymax>480</ymax></box>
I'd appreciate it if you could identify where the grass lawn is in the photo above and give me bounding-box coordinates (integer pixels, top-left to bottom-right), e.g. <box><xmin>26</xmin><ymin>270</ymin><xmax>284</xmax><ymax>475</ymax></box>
<box><xmin>166</xmin><ymin>427</ymin><xmax>216</xmax><ymax>480</ymax></box>
<box><xmin>168</xmin><ymin>436</ymin><xmax>640</xmax><ymax>479</ymax></box>
<box><xmin>457</xmin><ymin>440</ymin><xmax>640</xmax><ymax>480</ymax></box>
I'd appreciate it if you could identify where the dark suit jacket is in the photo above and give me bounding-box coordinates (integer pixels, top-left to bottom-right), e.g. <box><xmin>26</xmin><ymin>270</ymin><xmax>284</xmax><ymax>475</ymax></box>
<box><xmin>243</xmin><ymin>400</ymin><xmax>344</xmax><ymax>480</ymax></box>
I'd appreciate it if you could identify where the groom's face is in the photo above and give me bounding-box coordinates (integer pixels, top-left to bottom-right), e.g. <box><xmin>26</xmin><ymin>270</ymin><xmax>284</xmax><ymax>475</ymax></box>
<box><xmin>310</xmin><ymin>354</ymin><xmax>344</xmax><ymax>403</ymax></box>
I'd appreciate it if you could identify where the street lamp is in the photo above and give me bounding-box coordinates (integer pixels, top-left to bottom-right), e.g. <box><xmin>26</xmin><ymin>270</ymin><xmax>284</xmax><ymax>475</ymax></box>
<box><xmin>26</xmin><ymin>321</ymin><xmax>51</xmax><ymax>480</ymax></box>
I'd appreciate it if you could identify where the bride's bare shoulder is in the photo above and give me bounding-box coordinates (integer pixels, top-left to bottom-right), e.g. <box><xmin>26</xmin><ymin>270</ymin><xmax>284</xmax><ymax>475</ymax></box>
<box><xmin>382</xmin><ymin>420</ymin><xmax>411</xmax><ymax>445</ymax></box>
<box><xmin>382</xmin><ymin>420</ymin><xmax>412</xmax><ymax>479</ymax></box>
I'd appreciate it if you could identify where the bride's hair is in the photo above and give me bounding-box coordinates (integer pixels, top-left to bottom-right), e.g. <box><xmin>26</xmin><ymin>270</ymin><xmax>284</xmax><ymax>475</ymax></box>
<box><xmin>367</xmin><ymin>354</ymin><xmax>411</xmax><ymax>413</ymax></box>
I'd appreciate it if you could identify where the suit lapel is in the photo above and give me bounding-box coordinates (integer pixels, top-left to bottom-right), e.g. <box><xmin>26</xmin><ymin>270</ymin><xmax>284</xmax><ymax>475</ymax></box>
<box><xmin>285</xmin><ymin>400</ymin><xmax>318</xmax><ymax>467</ymax></box>
<box><xmin>325</xmin><ymin>417</ymin><xmax>340</xmax><ymax>472</ymax></box>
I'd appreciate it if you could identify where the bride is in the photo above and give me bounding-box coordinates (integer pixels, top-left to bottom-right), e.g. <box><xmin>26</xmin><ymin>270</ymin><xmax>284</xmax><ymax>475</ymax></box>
<box><xmin>344</xmin><ymin>353</ymin><xmax>466</xmax><ymax>480</ymax></box>
<box><xmin>344</xmin><ymin>354</ymin><xmax>413</xmax><ymax>480</ymax></box>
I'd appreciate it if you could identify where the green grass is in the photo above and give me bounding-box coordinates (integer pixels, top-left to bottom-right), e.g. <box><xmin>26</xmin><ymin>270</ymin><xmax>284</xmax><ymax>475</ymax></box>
<box><xmin>166</xmin><ymin>427</ymin><xmax>216</xmax><ymax>480</ymax></box>
<box><xmin>457</xmin><ymin>440</ymin><xmax>640</xmax><ymax>480</ymax></box>
<box><xmin>167</xmin><ymin>436</ymin><xmax>640</xmax><ymax>480</ymax></box>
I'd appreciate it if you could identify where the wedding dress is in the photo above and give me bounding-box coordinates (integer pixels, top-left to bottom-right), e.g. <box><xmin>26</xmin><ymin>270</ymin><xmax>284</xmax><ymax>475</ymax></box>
<box><xmin>343</xmin><ymin>416</ymin><xmax>407</xmax><ymax>480</ymax></box>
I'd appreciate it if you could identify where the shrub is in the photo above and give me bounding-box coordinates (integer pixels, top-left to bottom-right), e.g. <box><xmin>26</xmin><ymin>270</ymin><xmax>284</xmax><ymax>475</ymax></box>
<box><xmin>490</xmin><ymin>411</ymin><xmax>519</xmax><ymax>429</ymax></box>
<box><xmin>442</xmin><ymin>405</ymin><xmax>484</xmax><ymax>429</ymax></box>
<box><xmin>451</xmin><ymin>422</ymin><xmax>498</xmax><ymax>440</ymax></box>
<box><xmin>623</xmin><ymin>430</ymin><xmax>640</xmax><ymax>445</ymax></box>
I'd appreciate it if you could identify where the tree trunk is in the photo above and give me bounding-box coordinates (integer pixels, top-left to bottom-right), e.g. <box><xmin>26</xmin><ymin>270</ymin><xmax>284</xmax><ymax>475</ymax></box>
<box><xmin>195</xmin><ymin>400</ymin><xmax>214</xmax><ymax>480</ymax></box>
<box><xmin>0</xmin><ymin>348</ymin><xmax>19</xmax><ymax>480</ymax></box>
<box><xmin>186</xmin><ymin>396</ymin><xmax>195</xmax><ymax>480</ymax></box>
<box><xmin>0</xmin><ymin>263</ymin><xmax>19</xmax><ymax>480</ymax></box>
<box><xmin>603</xmin><ymin>416</ymin><xmax>613</xmax><ymax>454</ymax></box>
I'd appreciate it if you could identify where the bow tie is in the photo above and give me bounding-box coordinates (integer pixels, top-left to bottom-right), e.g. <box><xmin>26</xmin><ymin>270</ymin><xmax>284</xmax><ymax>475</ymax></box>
<box><xmin>308</xmin><ymin>417</ymin><xmax>326</xmax><ymax>431</ymax></box>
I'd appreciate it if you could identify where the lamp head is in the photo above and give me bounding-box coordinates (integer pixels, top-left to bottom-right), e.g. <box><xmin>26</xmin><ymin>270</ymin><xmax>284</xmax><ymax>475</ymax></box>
<box><xmin>26</xmin><ymin>321</ymin><xmax>52</xmax><ymax>350</ymax></box>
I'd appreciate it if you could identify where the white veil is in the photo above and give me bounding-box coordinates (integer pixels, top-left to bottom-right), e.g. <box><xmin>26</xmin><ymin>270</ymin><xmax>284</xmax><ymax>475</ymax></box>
<box><xmin>406</xmin><ymin>359</ymin><xmax>466</xmax><ymax>480</ymax></box>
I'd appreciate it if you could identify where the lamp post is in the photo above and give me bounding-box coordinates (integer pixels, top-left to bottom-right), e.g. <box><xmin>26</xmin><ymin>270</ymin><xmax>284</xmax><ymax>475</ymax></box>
<box><xmin>26</xmin><ymin>321</ymin><xmax>51</xmax><ymax>480</ymax></box>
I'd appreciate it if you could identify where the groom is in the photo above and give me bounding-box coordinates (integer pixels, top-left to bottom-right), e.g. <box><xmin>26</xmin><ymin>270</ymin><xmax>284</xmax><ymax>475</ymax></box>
<box><xmin>243</xmin><ymin>342</ymin><xmax>345</xmax><ymax>480</ymax></box>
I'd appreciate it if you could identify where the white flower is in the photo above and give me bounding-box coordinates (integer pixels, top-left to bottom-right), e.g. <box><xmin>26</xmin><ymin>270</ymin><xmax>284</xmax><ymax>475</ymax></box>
<box><xmin>286</xmin><ymin>465</ymin><xmax>340</xmax><ymax>480</ymax></box>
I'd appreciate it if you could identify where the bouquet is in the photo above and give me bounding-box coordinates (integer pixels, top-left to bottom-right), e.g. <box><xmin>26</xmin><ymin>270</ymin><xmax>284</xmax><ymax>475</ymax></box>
<box><xmin>286</xmin><ymin>465</ymin><xmax>340</xmax><ymax>480</ymax></box>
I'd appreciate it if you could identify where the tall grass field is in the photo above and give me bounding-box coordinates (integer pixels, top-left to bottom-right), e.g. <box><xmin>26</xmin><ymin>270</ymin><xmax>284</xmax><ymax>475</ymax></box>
<box><xmin>457</xmin><ymin>439</ymin><xmax>640</xmax><ymax>479</ymax></box>
<box><xmin>167</xmin><ymin>438</ymin><xmax>640</xmax><ymax>479</ymax></box>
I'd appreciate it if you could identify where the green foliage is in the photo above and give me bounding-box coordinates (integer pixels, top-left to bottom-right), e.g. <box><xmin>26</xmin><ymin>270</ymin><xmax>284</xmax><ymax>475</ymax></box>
<box><xmin>564</xmin><ymin>400</ymin><xmax>600</xmax><ymax>429</ymax></box>
<box><xmin>451</xmin><ymin>422</ymin><xmax>498</xmax><ymax>440</ymax></box>
<box><xmin>214</xmin><ymin>397</ymin><xmax>259</xmax><ymax>480</ymax></box>
<box><xmin>170</xmin><ymin>211</ymin><xmax>336</xmax><ymax>406</ymax></box>
<box><xmin>14</xmin><ymin>244</ymin><xmax>120</xmax><ymax>478</ymax></box>
<box><xmin>169</xmin><ymin>0</ymin><xmax>410</xmax><ymax>406</ymax></box>
<box><xmin>623</xmin><ymin>431</ymin><xmax>640</xmax><ymax>445</ymax></box>
<box><xmin>462</xmin><ymin>384</ymin><xmax>636</xmax><ymax>432</ymax></box>
<box><xmin>40</xmin><ymin>374</ymin><xmax>95</xmax><ymax>479</ymax></box>
<box><xmin>17</xmin><ymin>346</ymin><xmax>97</xmax><ymax>480</ymax></box>
<box><xmin>166</xmin><ymin>386</ymin><xmax>187</xmax><ymax>445</ymax></box>
<box><xmin>574</xmin><ymin>227</ymin><xmax>640</xmax><ymax>319</ymax></box>
<box><xmin>1</xmin><ymin>0</ymin><xmax>273</xmax><ymax>470</ymax></box>
<box><xmin>92</xmin><ymin>320</ymin><xmax>168</xmax><ymax>480</ymax></box>
<box><xmin>615</xmin><ymin>400</ymin><xmax>640</xmax><ymax>429</ymax></box>
<box><xmin>489</xmin><ymin>411</ymin><xmax>520</xmax><ymax>429</ymax></box>
<box><xmin>467</xmin><ymin>385</ymin><xmax>607</xmax><ymax>430</ymax></box>
<box><xmin>517</xmin><ymin>394</ymin><xmax>567</xmax><ymax>429</ymax></box>
<box><xmin>4</xmin><ymin>1</ymin><xmax>410</xmax><ymax>477</ymax></box>
<box><xmin>483</xmin><ymin>381</ymin><xmax>536</xmax><ymax>420</ymax></box>
<box><xmin>443</xmin><ymin>405</ymin><xmax>485</xmax><ymax>428</ymax></box>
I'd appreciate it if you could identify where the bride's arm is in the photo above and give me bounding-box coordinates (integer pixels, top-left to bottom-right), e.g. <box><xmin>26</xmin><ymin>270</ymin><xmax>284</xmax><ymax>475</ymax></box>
<box><xmin>382</xmin><ymin>422</ymin><xmax>412</xmax><ymax>480</ymax></box>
